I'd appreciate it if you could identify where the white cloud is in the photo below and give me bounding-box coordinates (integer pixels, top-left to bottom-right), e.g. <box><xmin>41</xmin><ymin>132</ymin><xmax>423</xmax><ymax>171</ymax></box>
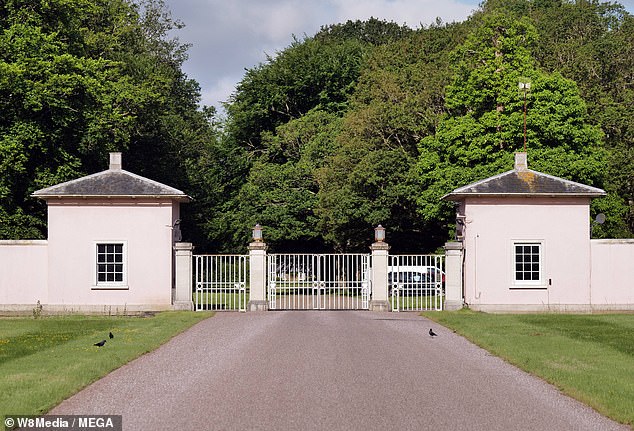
<box><xmin>200</xmin><ymin>75</ymin><xmax>240</xmax><ymax>109</ymax></box>
<box><xmin>251</xmin><ymin>2</ymin><xmax>312</xmax><ymax>41</ymax></box>
<box><xmin>166</xmin><ymin>0</ymin><xmax>481</xmax><ymax>109</ymax></box>
<box><xmin>167</xmin><ymin>0</ymin><xmax>634</xmax><ymax>110</ymax></box>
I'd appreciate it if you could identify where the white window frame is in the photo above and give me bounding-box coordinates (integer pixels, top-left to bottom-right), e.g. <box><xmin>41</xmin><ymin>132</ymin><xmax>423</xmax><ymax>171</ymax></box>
<box><xmin>93</xmin><ymin>241</ymin><xmax>128</xmax><ymax>289</ymax></box>
<box><xmin>511</xmin><ymin>240</ymin><xmax>545</xmax><ymax>288</ymax></box>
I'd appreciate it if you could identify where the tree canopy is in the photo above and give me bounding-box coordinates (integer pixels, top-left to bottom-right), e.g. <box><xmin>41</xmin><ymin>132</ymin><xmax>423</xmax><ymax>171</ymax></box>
<box><xmin>0</xmin><ymin>0</ymin><xmax>218</xmax><ymax>244</ymax></box>
<box><xmin>417</xmin><ymin>14</ymin><xmax>607</xmax><ymax>228</ymax></box>
<box><xmin>2</xmin><ymin>0</ymin><xmax>633</xmax><ymax>250</ymax></box>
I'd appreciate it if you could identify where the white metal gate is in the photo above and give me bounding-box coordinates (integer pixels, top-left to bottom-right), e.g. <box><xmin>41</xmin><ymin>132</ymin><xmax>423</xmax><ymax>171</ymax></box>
<box><xmin>267</xmin><ymin>254</ymin><xmax>370</xmax><ymax>310</ymax></box>
<box><xmin>194</xmin><ymin>255</ymin><xmax>249</xmax><ymax>311</ymax></box>
<box><xmin>389</xmin><ymin>255</ymin><xmax>444</xmax><ymax>311</ymax></box>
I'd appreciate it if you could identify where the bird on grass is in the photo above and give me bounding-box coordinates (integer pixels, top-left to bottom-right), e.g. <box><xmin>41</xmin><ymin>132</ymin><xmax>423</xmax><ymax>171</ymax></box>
<box><xmin>109</xmin><ymin>332</ymin><xmax>114</xmax><ymax>339</ymax></box>
<box><xmin>94</xmin><ymin>340</ymin><xmax>107</xmax><ymax>347</ymax></box>
<box><xmin>429</xmin><ymin>328</ymin><xmax>438</xmax><ymax>337</ymax></box>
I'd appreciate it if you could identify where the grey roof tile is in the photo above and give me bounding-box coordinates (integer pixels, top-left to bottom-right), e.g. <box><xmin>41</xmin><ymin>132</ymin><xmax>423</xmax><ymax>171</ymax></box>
<box><xmin>443</xmin><ymin>168</ymin><xmax>605</xmax><ymax>200</ymax></box>
<box><xmin>32</xmin><ymin>168</ymin><xmax>190</xmax><ymax>201</ymax></box>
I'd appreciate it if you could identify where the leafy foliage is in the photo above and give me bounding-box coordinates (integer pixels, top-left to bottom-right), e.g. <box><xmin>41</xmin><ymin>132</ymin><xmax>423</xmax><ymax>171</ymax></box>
<box><xmin>481</xmin><ymin>0</ymin><xmax>634</xmax><ymax>234</ymax></box>
<box><xmin>0</xmin><ymin>0</ymin><xmax>216</xmax><ymax>243</ymax></box>
<box><xmin>2</xmin><ymin>1</ymin><xmax>633</xmax><ymax>250</ymax></box>
<box><xmin>220</xmin><ymin>3</ymin><xmax>632</xmax><ymax>251</ymax></box>
<box><xmin>225</xmin><ymin>36</ymin><xmax>366</xmax><ymax>152</ymax></box>
<box><xmin>314</xmin><ymin>23</ymin><xmax>468</xmax><ymax>251</ymax></box>
<box><xmin>417</xmin><ymin>15</ymin><xmax>609</xmax><ymax>228</ymax></box>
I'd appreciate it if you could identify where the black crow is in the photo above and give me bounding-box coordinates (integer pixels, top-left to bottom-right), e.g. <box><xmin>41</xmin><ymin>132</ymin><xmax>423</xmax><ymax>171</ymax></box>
<box><xmin>109</xmin><ymin>332</ymin><xmax>114</xmax><ymax>339</ymax></box>
<box><xmin>429</xmin><ymin>328</ymin><xmax>438</xmax><ymax>337</ymax></box>
<box><xmin>94</xmin><ymin>340</ymin><xmax>106</xmax><ymax>347</ymax></box>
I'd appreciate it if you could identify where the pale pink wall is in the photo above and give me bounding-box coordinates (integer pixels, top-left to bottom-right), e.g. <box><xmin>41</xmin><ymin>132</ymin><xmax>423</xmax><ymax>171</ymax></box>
<box><xmin>46</xmin><ymin>198</ymin><xmax>175</xmax><ymax>308</ymax></box>
<box><xmin>463</xmin><ymin>197</ymin><xmax>592</xmax><ymax>311</ymax></box>
<box><xmin>590</xmin><ymin>240</ymin><xmax>634</xmax><ymax>306</ymax></box>
<box><xmin>0</xmin><ymin>241</ymin><xmax>48</xmax><ymax>304</ymax></box>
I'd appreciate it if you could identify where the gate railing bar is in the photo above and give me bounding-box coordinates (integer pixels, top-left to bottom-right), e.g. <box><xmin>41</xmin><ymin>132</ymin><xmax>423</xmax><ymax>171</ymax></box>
<box><xmin>267</xmin><ymin>253</ymin><xmax>370</xmax><ymax>310</ymax></box>
<box><xmin>194</xmin><ymin>254</ymin><xmax>249</xmax><ymax>312</ymax></box>
<box><xmin>389</xmin><ymin>254</ymin><xmax>445</xmax><ymax>312</ymax></box>
<box><xmin>192</xmin><ymin>252</ymin><xmax>445</xmax><ymax>312</ymax></box>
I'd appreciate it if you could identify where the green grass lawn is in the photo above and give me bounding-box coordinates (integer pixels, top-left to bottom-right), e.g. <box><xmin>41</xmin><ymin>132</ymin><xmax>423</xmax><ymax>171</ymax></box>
<box><xmin>194</xmin><ymin>291</ymin><xmax>249</xmax><ymax>310</ymax></box>
<box><xmin>0</xmin><ymin>311</ymin><xmax>212</xmax><ymax>416</ymax></box>
<box><xmin>423</xmin><ymin>310</ymin><xmax>634</xmax><ymax>426</ymax></box>
<box><xmin>390</xmin><ymin>294</ymin><xmax>443</xmax><ymax>311</ymax></box>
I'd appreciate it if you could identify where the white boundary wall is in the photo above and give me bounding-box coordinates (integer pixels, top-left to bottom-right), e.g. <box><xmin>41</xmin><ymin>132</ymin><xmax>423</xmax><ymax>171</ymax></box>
<box><xmin>2</xmin><ymin>237</ymin><xmax>633</xmax><ymax>314</ymax></box>
<box><xmin>0</xmin><ymin>240</ymin><xmax>48</xmax><ymax>306</ymax></box>
<box><xmin>590</xmin><ymin>239</ymin><xmax>634</xmax><ymax>309</ymax></box>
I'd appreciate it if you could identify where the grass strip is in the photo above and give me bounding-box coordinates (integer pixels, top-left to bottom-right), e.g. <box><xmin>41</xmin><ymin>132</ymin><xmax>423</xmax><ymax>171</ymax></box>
<box><xmin>423</xmin><ymin>309</ymin><xmax>634</xmax><ymax>426</ymax></box>
<box><xmin>0</xmin><ymin>311</ymin><xmax>213</xmax><ymax>416</ymax></box>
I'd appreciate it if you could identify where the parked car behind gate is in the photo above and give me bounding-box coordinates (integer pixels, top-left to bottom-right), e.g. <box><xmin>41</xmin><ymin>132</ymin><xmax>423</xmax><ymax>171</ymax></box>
<box><xmin>388</xmin><ymin>266</ymin><xmax>445</xmax><ymax>296</ymax></box>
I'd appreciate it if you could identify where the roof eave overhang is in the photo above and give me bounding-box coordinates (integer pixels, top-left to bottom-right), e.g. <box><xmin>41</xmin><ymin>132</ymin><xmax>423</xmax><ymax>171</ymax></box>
<box><xmin>32</xmin><ymin>194</ymin><xmax>192</xmax><ymax>202</ymax></box>
<box><xmin>442</xmin><ymin>192</ymin><xmax>606</xmax><ymax>201</ymax></box>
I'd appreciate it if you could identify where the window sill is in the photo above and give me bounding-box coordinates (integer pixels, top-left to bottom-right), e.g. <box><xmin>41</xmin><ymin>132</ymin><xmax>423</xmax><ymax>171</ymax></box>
<box><xmin>510</xmin><ymin>285</ymin><xmax>547</xmax><ymax>290</ymax></box>
<box><xmin>92</xmin><ymin>285</ymin><xmax>129</xmax><ymax>290</ymax></box>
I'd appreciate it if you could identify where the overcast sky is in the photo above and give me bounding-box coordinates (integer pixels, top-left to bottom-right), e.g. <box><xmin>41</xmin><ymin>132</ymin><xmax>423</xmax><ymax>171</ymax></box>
<box><xmin>164</xmin><ymin>0</ymin><xmax>634</xmax><ymax>113</ymax></box>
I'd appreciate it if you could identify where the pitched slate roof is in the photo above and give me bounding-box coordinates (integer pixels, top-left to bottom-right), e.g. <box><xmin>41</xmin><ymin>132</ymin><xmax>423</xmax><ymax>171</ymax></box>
<box><xmin>443</xmin><ymin>153</ymin><xmax>605</xmax><ymax>201</ymax></box>
<box><xmin>32</xmin><ymin>153</ymin><xmax>190</xmax><ymax>201</ymax></box>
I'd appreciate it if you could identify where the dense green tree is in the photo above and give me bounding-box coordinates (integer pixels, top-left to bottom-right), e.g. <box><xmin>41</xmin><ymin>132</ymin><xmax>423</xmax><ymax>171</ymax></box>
<box><xmin>535</xmin><ymin>1</ymin><xmax>634</xmax><ymax>236</ymax></box>
<box><xmin>5</xmin><ymin>0</ymin><xmax>633</xmax><ymax>248</ymax></box>
<box><xmin>0</xmin><ymin>0</ymin><xmax>214</xmax><ymax>241</ymax></box>
<box><xmin>221</xmin><ymin>19</ymin><xmax>414</xmax><ymax>251</ymax></box>
<box><xmin>225</xmin><ymin>36</ymin><xmax>367</xmax><ymax>152</ymax></box>
<box><xmin>1</xmin><ymin>0</ymin><xmax>116</xmax><ymax>238</ymax></box>
<box><xmin>202</xmin><ymin>1</ymin><xmax>634</xmax><ymax>246</ymax></box>
<box><xmin>314</xmin><ymin>17</ymin><xmax>413</xmax><ymax>46</ymax></box>
<box><xmin>481</xmin><ymin>0</ymin><xmax>634</xmax><ymax>235</ymax></box>
<box><xmin>224</xmin><ymin>18</ymin><xmax>413</xmax><ymax>153</ymax></box>
<box><xmin>314</xmin><ymin>22</ymin><xmax>469</xmax><ymax>252</ymax></box>
<box><xmin>222</xmin><ymin>109</ymin><xmax>342</xmax><ymax>252</ymax></box>
<box><xmin>417</xmin><ymin>14</ymin><xmax>614</xmax><ymax>237</ymax></box>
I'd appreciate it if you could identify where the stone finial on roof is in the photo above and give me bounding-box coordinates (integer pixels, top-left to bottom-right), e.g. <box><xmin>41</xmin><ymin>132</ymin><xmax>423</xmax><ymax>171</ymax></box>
<box><xmin>514</xmin><ymin>152</ymin><xmax>528</xmax><ymax>171</ymax></box>
<box><xmin>110</xmin><ymin>152</ymin><xmax>122</xmax><ymax>170</ymax></box>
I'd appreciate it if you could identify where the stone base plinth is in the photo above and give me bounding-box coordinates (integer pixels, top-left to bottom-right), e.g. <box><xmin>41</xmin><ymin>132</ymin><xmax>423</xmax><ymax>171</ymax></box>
<box><xmin>443</xmin><ymin>300</ymin><xmax>464</xmax><ymax>311</ymax></box>
<box><xmin>172</xmin><ymin>301</ymin><xmax>194</xmax><ymax>311</ymax></box>
<box><xmin>369</xmin><ymin>300</ymin><xmax>390</xmax><ymax>312</ymax></box>
<box><xmin>247</xmin><ymin>300</ymin><xmax>269</xmax><ymax>311</ymax></box>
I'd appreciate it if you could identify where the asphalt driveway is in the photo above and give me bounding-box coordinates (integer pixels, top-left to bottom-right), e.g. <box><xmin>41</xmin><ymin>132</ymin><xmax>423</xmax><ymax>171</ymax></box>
<box><xmin>51</xmin><ymin>312</ymin><xmax>628</xmax><ymax>430</ymax></box>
